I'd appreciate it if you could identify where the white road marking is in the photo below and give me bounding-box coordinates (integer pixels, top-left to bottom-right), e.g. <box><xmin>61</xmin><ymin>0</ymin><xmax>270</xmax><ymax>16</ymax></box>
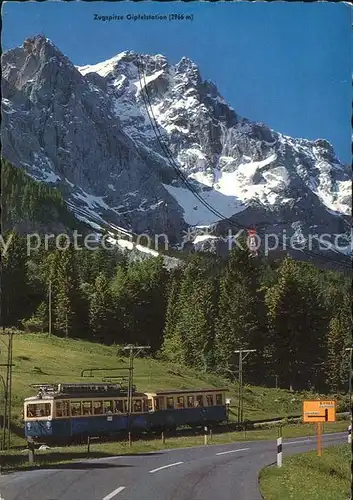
<box><xmin>102</xmin><ymin>486</ymin><xmax>126</xmax><ymax>500</ymax></box>
<box><xmin>216</xmin><ymin>447</ymin><xmax>250</xmax><ymax>456</ymax></box>
<box><xmin>284</xmin><ymin>439</ymin><xmax>312</xmax><ymax>445</ymax></box>
<box><xmin>149</xmin><ymin>461</ymin><xmax>184</xmax><ymax>473</ymax></box>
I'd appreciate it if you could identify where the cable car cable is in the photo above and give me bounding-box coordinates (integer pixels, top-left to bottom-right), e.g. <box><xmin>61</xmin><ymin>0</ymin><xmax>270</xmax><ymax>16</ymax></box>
<box><xmin>136</xmin><ymin>57</ymin><xmax>351</xmax><ymax>269</ymax></box>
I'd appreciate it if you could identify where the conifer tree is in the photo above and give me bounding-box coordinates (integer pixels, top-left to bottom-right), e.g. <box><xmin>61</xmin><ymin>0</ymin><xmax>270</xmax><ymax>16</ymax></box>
<box><xmin>1</xmin><ymin>231</ymin><xmax>29</xmax><ymax>326</ymax></box>
<box><xmin>326</xmin><ymin>316</ymin><xmax>343</xmax><ymax>392</ymax></box>
<box><xmin>214</xmin><ymin>245</ymin><xmax>265</xmax><ymax>383</ymax></box>
<box><xmin>34</xmin><ymin>301</ymin><xmax>48</xmax><ymax>331</ymax></box>
<box><xmin>170</xmin><ymin>255</ymin><xmax>218</xmax><ymax>370</ymax></box>
<box><xmin>123</xmin><ymin>256</ymin><xmax>169</xmax><ymax>350</ymax></box>
<box><xmin>326</xmin><ymin>290</ymin><xmax>352</xmax><ymax>392</ymax></box>
<box><xmin>52</xmin><ymin>242</ymin><xmax>85</xmax><ymax>337</ymax></box>
<box><xmin>161</xmin><ymin>270</ymin><xmax>183</xmax><ymax>362</ymax></box>
<box><xmin>265</xmin><ymin>257</ymin><xmax>326</xmax><ymax>390</ymax></box>
<box><xmin>89</xmin><ymin>273</ymin><xmax>114</xmax><ymax>343</ymax></box>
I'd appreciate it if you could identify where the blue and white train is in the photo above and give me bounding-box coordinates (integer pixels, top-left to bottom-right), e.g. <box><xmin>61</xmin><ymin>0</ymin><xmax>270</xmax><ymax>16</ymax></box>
<box><xmin>24</xmin><ymin>383</ymin><xmax>228</xmax><ymax>443</ymax></box>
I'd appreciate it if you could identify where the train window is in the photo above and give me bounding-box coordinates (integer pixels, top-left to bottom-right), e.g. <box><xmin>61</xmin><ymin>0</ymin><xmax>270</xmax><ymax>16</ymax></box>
<box><xmin>176</xmin><ymin>396</ymin><xmax>185</xmax><ymax>408</ymax></box>
<box><xmin>27</xmin><ymin>403</ymin><xmax>51</xmax><ymax>418</ymax></box>
<box><xmin>166</xmin><ymin>397</ymin><xmax>174</xmax><ymax>409</ymax></box>
<box><xmin>82</xmin><ymin>401</ymin><xmax>92</xmax><ymax>415</ymax></box>
<box><xmin>206</xmin><ymin>395</ymin><xmax>214</xmax><ymax>406</ymax></box>
<box><xmin>195</xmin><ymin>395</ymin><xmax>203</xmax><ymax>407</ymax></box>
<box><xmin>187</xmin><ymin>396</ymin><xmax>194</xmax><ymax>408</ymax></box>
<box><xmin>93</xmin><ymin>401</ymin><xmax>103</xmax><ymax>415</ymax></box>
<box><xmin>55</xmin><ymin>402</ymin><xmax>62</xmax><ymax>417</ymax></box>
<box><xmin>148</xmin><ymin>399</ymin><xmax>153</xmax><ymax>411</ymax></box>
<box><xmin>56</xmin><ymin>401</ymin><xmax>69</xmax><ymax>417</ymax></box>
<box><xmin>158</xmin><ymin>397</ymin><xmax>165</xmax><ymax>410</ymax></box>
<box><xmin>154</xmin><ymin>397</ymin><xmax>159</xmax><ymax>410</ymax></box>
<box><xmin>115</xmin><ymin>400</ymin><xmax>124</xmax><ymax>413</ymax></box>
<box><xmin>124</xmin><ymin>400</ymin><xmax>128</xmax><ymax>413</ymax></box>
<box><xmin>104</xmin><ymin>401</ymin><xmax>113</xmax><ymax>413</ymax></box>
<box><xmin>70</xmin><ymin>401</ymin><xmax>82</xmax><ymax>417</ymax></box>
<box><xmin>216</xmin><ymin>394</ymin><xmax>223</xmax><ymax>405</ymax></box>
<box><xmin>133</xmin><ymin>399</ymin><xmax>142</xmax><ymax>413</ymax></box>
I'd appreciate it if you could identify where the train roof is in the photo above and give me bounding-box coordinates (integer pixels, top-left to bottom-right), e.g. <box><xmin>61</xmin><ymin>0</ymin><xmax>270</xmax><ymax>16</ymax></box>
<box><xmin>24</xmin><ymin>392</ymin><xmax>148</xmax><ymax>402</ymax></box>
<box><xmin>25</xmin><ymin>382</ymin><xmax>137</xmax><ymax>399</ymax></box>
<box><xmin>24</xmin><ymin>383</ymin><xmax>228</xmax><ymax>402</ymax></box>
<box><xmin>146</xmin><ymin>388</ymin><xmax>228</xmax><ymax>396</ymax></box>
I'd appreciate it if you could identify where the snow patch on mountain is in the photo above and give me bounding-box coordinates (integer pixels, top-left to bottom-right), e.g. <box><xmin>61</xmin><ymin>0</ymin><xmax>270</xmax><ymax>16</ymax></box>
<box><xmin>71</xmin><ymin>189</ymin><xmax>110</xmax><ymax>211</ymax></box>
<box><xmin>76</xmin><ymin>52</ymin><xmax>129</xmax><ymax>77</ymax></box>
<box><xmin>134</xmin><ymin>69</ymin><xmax>165</xmax><ymax>93</ymax></box>
<box><xmin>194</xmin><ymin>234</ymin><xmax>218</xmax><ymax>244</ymax></box>
<box><xmin>163</xmin><ymin>183</ymin><xmax>245</xmax><ymax>225</ymax></box>
<box><xmin>30</xmin><ymin>153</ymin><xmax>61</xmax><ymax>183</ymax></box>
<box><xmin>213</xmin><ymin>153</ymin><xmax>291</xmax><ymax>206</ymax></box>
<box><xmin>75</xmin><ymin>214</ymin><xmax>104</xmax><ymax>232</ymax></box>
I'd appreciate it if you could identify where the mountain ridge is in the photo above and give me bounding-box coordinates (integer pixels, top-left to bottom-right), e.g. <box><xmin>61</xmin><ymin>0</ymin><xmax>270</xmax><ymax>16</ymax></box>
<box><xmin>1</xmin><ymin>35</ymin><xmax>351</xmax><ymax>265</ymax></box>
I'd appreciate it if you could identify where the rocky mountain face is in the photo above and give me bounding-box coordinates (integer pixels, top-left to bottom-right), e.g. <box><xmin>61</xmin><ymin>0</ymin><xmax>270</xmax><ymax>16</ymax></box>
<box><xmin>2</xmin><ymin>36</ymin><xmax>186</xmax><ymax>241</ymax></box>
<box><xmin>2</xmin><ymin>36</ymin><xmax>351</xmax><ymax>265</ymax></box>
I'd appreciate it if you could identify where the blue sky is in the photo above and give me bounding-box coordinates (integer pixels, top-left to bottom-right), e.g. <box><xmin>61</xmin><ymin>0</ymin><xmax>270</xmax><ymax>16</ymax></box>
<box><xmin>2</xmin><ymin>1</ymin><xmax>352</xmax><ymax>164</ymax></box>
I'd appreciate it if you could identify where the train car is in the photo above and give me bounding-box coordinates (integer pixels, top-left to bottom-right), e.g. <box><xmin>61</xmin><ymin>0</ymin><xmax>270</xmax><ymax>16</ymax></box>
<box><xmin>24</xmin><ymin>383</ymin><xmax>150</xmax><ymax>444</ymax></box>
<box><xmin>145</xmin><ymin>389</ymin><xmax>228</xmax><ymax>430</ymax></box>
<box><xmin>24</xmin><ymin>383</ymin><xmax>228</xmax><ymax>444</ymax></box>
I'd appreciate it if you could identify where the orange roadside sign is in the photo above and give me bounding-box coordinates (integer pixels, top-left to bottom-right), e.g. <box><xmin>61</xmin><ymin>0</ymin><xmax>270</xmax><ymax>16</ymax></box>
<box><xmin>303</xmin><ymin>400</ymin><xmax>336</xmax><ymax>423</ymax></box>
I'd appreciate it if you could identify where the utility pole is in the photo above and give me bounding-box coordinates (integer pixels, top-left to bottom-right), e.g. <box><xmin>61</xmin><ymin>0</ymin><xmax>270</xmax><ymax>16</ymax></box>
<box><xmin>123</xmin><ymin>345</ymin><xmax>150</xmax><ymax>445</ymax></box>
<box><xmin>234</xmin><ymin>349</ymin><xmax>256</xmax><ymax>425</ymax></box>
<box><xmin>48</xmin><ymin>279</ymin><xmax>52</xmax><ymax>336</ymax></box>
<box><xmin>346</xmin><ymin>347</ymin><xmax>353</xmax><ymax>413</ymax></box>
<box><xmin>346</xmin><ymin>347</ymin><xmax>352</xmax><ymax>432</ymax></box>
<box><xmin>6</xmin><ymin>332</ymin><xmax>13</xmax><ymax>450</ymax></box>
<box><xmin>345</xmin><ymin>347</ymin><xmax>353</xmax><ymax>500</ymax></box>
<box><xmin>65</xmin><ymin>312</ymin><xmax>68</xmax><ymax>339</ymax></box>
<box><xmin>1</xmin><ymin>331</ymin><xmax>14</xmax><ymax>450</ymax></box>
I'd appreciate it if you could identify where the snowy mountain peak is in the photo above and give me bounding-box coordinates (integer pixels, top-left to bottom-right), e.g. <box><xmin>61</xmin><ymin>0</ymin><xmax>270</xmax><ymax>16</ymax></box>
<box><xmin>175</xmin><ymin>56</ymin><xmax>201</xmax><ymax>84</ymax></box>
<box><xmin>77</xmin><ymin>51</ymin><xmax>170</xmax><ymax>80</ymax></box>
<box><xmin>77</xmin><ymin>51</ymin><xmax>131</xmax><ymax>77</ymax></box>
<box><xmin>1</xmin><ymin>37</ymin><xmax>351</xmax><ymax>265</ymax></box>
<box><xmin>22</xmin><ymin>34</ymin><xmax>76</xmax><ymax>72</ymax></box>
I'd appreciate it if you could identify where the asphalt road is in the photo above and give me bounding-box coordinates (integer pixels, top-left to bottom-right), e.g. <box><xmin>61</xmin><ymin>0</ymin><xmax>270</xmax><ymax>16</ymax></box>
<box><xmin>0</xmin><ymin>432</ymin><xmax>346</xmax><ymax>500</ymax></box>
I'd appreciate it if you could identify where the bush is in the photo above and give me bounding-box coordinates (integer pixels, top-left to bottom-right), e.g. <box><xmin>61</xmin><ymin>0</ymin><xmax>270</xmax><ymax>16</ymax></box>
<box><xmin>21</xmin><ymin>316</ymin><xmax>45</xmax><ymax>333</ymax></box>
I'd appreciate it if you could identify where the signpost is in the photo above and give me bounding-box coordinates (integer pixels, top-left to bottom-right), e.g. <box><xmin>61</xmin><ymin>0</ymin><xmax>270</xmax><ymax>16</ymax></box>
<box><xmin>303</xmin><ymin>400</ymin><xmax>336</xmax><ymax>456</ymax></box>
<box><xmin>277</xmin><ymin>426</ymin><xmax>283</xmax><ymax>468</ymax></box>
<box><xmin>225</xmin><ymin>398</ymin><xmax>231</xmax><ymax>423</ymax></box>
<box><xmin>302</xmin><ymin>400</ymin><xmax>336</xmax><ymax>423</ymax></box>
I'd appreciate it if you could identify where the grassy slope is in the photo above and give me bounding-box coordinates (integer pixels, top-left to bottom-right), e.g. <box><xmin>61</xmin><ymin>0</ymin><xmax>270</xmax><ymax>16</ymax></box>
<box><xmin>3</xmin><ymin>333</ymin><xmax>349</xmax><ymax>432</ymax></box>
<box><xmin>259</xmin><ymin>444</ymin><xmax>351</xmax><ymax>500</ymax></box>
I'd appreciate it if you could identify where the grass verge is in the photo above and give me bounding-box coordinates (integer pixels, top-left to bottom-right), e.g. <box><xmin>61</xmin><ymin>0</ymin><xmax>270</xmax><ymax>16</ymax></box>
<box><xmin>259</xmin><ymin>444</ymin><xmax>351</xmax><ymax>500</ymax></box>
